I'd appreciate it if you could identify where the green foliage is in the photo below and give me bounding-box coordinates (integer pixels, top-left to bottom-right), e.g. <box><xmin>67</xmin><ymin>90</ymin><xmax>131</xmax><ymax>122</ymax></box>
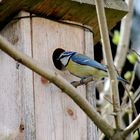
<box><xmin>124</xmin><ymin>71</ymin><xmax>132</xmax><ymax>80</ymax></box>
<box><xmin>112</xmin><ymin>30</ymin><xmax>120</xmax><ymax>45</ymax></box>
<box><xmin>133</xmin><ymin>130</ymin><xmax>139</xmax><ymax>140</ymax></box>
<box><xmin>129</xmin><ymin>91</ymin><xmax>134</xmax><ymax>97</ymax></box>
<box><xmin>127</xmin><ymin>52</ymin><xmax>138</xmax><ymax>65</ymax></box>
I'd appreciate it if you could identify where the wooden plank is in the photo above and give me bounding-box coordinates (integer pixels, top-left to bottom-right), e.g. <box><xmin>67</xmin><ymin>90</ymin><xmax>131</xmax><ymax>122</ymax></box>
<box><xmin>0</xmin><ymin>11</ymin><xmax>35</xmax><ymax>140</ymax></box>
<box><xmin>84</xmin><ymin>29</ymin><xmax>99</xmax><ymax>140</ymax></box>
<box><xmin>32</xmin><ymin>18</ymin><xmax>87</xmax><ymax>140</ymax></box>
<box><xmin>0</xmin><ymin>0</ymin><xmax>128</xmax><ymax>44</ymax></box>
<box><xmin>16</xmin><ymin>11</ymin><xmax>36</xmax><ymax>140</ymax></box>
<box><xmin>0</xmin><ymin>14</ymin><xmax>22</xmax><ymax>140</ymax></box>
<box><xmin>73</xmin><ymin>0</ymin><xmax>128</xmax><ymax>10</ymax></box>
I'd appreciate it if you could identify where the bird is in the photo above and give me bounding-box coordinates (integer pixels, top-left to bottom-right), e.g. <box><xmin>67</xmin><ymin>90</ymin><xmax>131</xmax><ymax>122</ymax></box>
<box><xmin>52</xmin><ymin>48</ymin><xmax>128</xmax><ymax>84</ymax></box>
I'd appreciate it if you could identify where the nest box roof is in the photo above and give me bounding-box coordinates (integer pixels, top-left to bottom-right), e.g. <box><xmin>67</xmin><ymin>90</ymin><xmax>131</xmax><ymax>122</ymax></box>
<box><xmin>0</xmin><ymin>0</ymin><xmax>128</xmax><ymax>44</ymax></box>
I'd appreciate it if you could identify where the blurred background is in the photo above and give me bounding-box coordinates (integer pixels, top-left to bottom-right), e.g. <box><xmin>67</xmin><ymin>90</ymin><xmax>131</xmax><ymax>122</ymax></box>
<box><xmin>94</xmin><ymin>0</ymin><xmax>140</xmax><ymax>139</ymax></box>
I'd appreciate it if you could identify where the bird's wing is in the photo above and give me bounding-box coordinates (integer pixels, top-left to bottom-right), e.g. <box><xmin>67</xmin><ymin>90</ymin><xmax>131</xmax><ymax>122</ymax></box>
<box><xmin>71</xmin><ymin>53</ymin><xmax>107</xmax><ymax>72</ymax></box>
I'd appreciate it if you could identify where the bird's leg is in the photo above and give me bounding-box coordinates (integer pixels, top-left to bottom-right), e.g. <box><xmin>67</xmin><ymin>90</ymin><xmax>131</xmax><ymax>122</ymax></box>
<box><xmin>71</xmin><ymin>80</ymin><xmax>80</xmax><ymax>88</ymax></box>
<box><xmin>80</xmin><ymin>76</ymin><xmax>94</xmax><ymax>85</ymax></box>
<box><xmin>71</xmin><ymin>77</ymin><xmax>88</xmax><ymax>87</ymax></box>
<box><xmin>80</xmin><ymin>77</ymin><xmax>88</xmax><ymax>85</ymax></box>
<box><xmin>71</xmin><ymin>76</ymin><xmax>97</xmax><ymax>88</ymax></box>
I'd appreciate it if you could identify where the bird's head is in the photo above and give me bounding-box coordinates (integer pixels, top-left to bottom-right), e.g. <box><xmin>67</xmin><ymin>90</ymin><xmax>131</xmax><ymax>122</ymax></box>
<box><xmin>52</xmin><ymin>48</ymin><xmax>76</xmax><ymax>70</ymax></box>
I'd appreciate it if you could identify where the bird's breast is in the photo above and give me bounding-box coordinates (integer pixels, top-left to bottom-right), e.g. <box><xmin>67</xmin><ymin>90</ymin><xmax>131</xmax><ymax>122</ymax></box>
<box><xmin>66</xmin><ymin>60</ymin><xmax>107</xmax><ymax>79</ymax></box>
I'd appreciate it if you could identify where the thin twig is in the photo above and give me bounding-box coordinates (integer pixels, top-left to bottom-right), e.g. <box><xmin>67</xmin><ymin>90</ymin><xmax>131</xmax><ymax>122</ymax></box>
<box><xmin>134</xmin><ymin>90</ymin><xmax>140</xmax><ymax>104</ymax></box>
<box><xmin>133</xmin><ymin>86</ymin><xmax>140</xmax><ymax>103</ymax></box>
<box><xmin>95</xmin><ymin>0</ymin><xmax>121</xmax><ymax>129</ymax></box>
<box><xmin>121</xmin><ymin>62</ymin><xmax>138</xmax><ymax>119</ymax></box>
<box><xmin>129</xmin><ymin>62</ymin><xmax>137</xmax><ymax>90</ymax></box>
<box><xmin>0</xmin><ymin>35</ymin><xmax>115</xmax><ymax>138</ymax></box>
<box><xmin>122</xmin><ymin>82</ymin><xmax>140</xmax><ymax>139</ymax></box>
<box><xmin>122</xmin><ymin>114</ymin><xmax>140</xmax><ymax>138</ymax></box>
<box><xmin>131</xmin><ymin>49</ymin><xmax>140</xmax><ymax>58</ymax></box>
<box><xmin>122</xmin><ymin>83</ymin><xmax>138</xmax><ymax>119</ymax></box>
<box><xmin>121</xmin><ymin>62</ymin><xmax>137</xmax><ymax>108</ymax></box>
<box><xmin>134</xmin><ymin>94</ymin><xmax>140</xmax><ymax>104</ymax></box>
<box><xmin>121</xmin><ymin>61</ymin><xmax>140</xmax><ymax>136</ymax></box>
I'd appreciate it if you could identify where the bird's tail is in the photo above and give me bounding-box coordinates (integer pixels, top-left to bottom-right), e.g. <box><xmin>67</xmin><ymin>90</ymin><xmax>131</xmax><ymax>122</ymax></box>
<box><xmin>117</xmin><ymin>76</ymin><xmax>130</xmax><ymax>84</ymax></box>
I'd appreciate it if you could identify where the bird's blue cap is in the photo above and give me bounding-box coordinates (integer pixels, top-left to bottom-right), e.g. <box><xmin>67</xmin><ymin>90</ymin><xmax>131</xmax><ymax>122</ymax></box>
<box><xmin>57</xmin><ymin>51</ymin><xmax>76</xmax><ymax>60</ymax></box>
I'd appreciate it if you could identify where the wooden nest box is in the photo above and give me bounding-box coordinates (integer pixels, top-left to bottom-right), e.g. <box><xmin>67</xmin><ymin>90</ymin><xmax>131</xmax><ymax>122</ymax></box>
<box><xmin>0</xmin><ymin>0</ymin><xmax>128</xmax><ymax>140</ymax></box>
<box><xmin>0</xmin><ymin>0</ymin><xmax>128</xmax><ymax>44</ymax></box>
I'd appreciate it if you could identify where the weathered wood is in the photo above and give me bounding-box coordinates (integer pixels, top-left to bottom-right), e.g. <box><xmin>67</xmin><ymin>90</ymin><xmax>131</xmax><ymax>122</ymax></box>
<box><xmin>0</xmin><ymin>11</ymin><xmax>35</xmax><ymax>140</ymax></box>
<box><xmin>31</xmin><ymin>17</ymin><xmax>87</xmax><ymax>140</ymax></box>
<box><xmin>84</xmin><ymin>29</ymin><xmax>99</xmax><ymax>140</ymax></box>
<box><xmin>17</xmin><ymin>11</ymin><xmax>36</xmax><ymax>140</ymax></box>
<box><xmin>0</xmin><ymin>23</ymin><xmax>21</xmax><ymax>140</ymax></box>
<box><xmin>0</xmin><ymin>0</ymin><xmax>128</xmax><ymax>44</ymax></box>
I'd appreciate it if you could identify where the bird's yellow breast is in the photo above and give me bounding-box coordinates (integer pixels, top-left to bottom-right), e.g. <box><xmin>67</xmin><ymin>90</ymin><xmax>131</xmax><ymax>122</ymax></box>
<box><xmin>66</xmin><ymin>60</ymin><xmax>107</xmax><ymax>79</ymax></box>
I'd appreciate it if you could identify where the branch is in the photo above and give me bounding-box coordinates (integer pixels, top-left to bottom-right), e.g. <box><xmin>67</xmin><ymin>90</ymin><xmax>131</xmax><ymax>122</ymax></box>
<box><xmin>134</xmin><ymin>86</ymin><xmax>140</xmax><ymax>103</ymax></box>
<box><xmin>95</xmin><ymin>0</ymin><xmax>121</xmax><ymax>129</ymax></box>
<box><xmin>0</xmin><ymin>35</ymin><xmax>115</xmax><ymax>138</ymax></box>
<box><xmin>121</xmin><ymin>62</ymin><xmax>140</xmax><ymax>135</ymax></box>
<box><xmin>133</xmin><ymin>85</ymin><xmax>140</xmax><ymax>103</ymax></box>
<box><xmin>114</xmin><ymin>0</ymin><xmax>134</xmax><ymax>73</ymax></box>
<box><xmin>122</xmin><ymin>114</ymin><xmax>140</xmax><ymax>138</ymax></box>
<box><xmin>71</xmin><ymin>76</ymin><xmax>97</xmax><ymax>88</ymax></box>
<box><xmin>121</xmin><ymin>63</ymin><xmax>138</xmax><ymax>118</ymax></box>
<box><xmin>122</xmin><ymin>83</ymin><xmax>138</xmax><ymax>120</ymax></box>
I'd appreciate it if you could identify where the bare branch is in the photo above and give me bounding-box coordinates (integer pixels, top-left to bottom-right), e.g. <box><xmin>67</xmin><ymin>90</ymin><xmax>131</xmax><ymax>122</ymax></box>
<box><xmin>133</xmin><ymin>86</ymin><xmax>140</xmax><ymax>103</ymax></box>
<box><xmin>122</xmin><ymin>114</ymin><xmax>140</xmax><ymax>138</ymax></box>
<box><xmin>114</xmin><ymin>0</ymin><xmax>134</xmax><ymax>73</ymax></box>
<box><xmin>122</xmin><ymin>83</ymin><xmax>138</xmax><ymax>120</ymax></box>
<box><xmin>95</xmin><ymin>0</ymin><xmax>121</xmax><ymax>129</ymax></box>
<box><xmin>121</xmin><ymin>62</ymin><xmax>140</xmax><ymax>138</ymax></box>
<box><xmin>121</xmin><ymin>63</ymin><xmax>138</xmax><ymax>117</ymax></box>
<box><xmin>121</xmin><ymin>63</ymin><xmax>137</xmax><ymax>109</ymax></box>
<box><xmin>0</xmin><ymin>35</ymin><xmax>115</xmax><ymax>138</ymax></box>
<box><xmin>134</xmin><ymin>90</ymin><xmax>140</xmax><ymax>104</ymax></box>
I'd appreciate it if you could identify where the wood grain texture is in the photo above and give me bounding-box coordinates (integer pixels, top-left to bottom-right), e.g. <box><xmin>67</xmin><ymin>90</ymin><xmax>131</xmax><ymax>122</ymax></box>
<box><xmin>31</xmin><ymin>17</ymin><xmax>87</xmax><ymax>140</ymax></box>
<box><xmin>0</xmin><ymin>11</ymin><xmax>35</xmax><ymax>140</ymax></box>
<box><xmin>84</xmin><ymin>29</ymin><xmax>99</xmax><ymax>140</ymax></box>
<box><xmin>0</xmin><ymin>0</ymin><xmax>128</xmax><ymax>44</ymax></box>
<box><xmin>0</xmin><ymin>23</ymin><xmax>21</xmax><ymax>140</ymax></box>
<box><xmin>17</xmin><ymin>11</ymin><xmax>36</xmax><ymax>140</ymax></box>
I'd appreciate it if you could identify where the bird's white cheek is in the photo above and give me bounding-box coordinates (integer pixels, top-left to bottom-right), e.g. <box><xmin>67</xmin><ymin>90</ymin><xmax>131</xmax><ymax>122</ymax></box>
<box><xmin>60</xmin><ymin>57</ymin><xmax>69</xmax><ymax>66</ymax></box>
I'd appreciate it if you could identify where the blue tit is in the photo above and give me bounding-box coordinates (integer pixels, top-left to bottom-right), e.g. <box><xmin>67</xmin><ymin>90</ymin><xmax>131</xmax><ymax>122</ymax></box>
<box><xmin>53</xmin><ymin>48</ymin><xmax>128</xmax><ymax>84</ymax></box>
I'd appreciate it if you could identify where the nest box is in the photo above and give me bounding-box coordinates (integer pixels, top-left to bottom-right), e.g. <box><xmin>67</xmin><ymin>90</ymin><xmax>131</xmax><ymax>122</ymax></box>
<box><xmin>0</xmin><ymin>0</ymin><xmax>128</xmax><ymax>44</ymax></box>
